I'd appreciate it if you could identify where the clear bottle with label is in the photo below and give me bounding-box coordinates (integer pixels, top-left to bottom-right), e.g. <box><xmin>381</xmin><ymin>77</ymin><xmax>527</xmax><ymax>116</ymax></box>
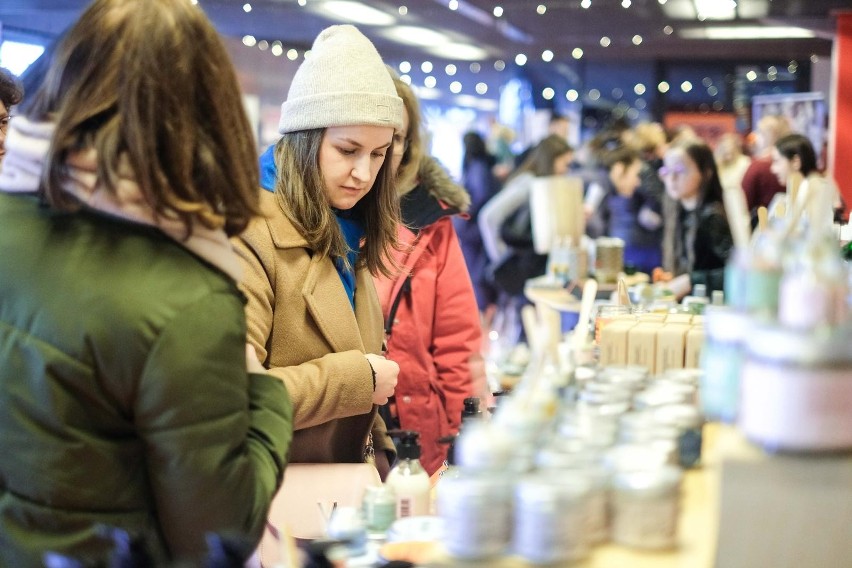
<box><xmin>385</xmin><ymin>431</ymin><xmax>430</xmax><ymax>518</ymax></box>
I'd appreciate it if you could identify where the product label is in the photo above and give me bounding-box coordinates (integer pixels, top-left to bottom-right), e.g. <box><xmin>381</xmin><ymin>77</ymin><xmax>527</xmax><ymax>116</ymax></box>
<box><xmin>397</xmin><ymin>497</ymin><xmax>412</xmax><ymax>519</ymax></box>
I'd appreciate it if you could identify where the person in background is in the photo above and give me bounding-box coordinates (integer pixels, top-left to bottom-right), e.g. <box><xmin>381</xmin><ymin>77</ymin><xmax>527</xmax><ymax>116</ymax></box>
<box><xmin>515</xmin><ymin>112</ymin><xmax>571</xmax><ymax>167</ymax></box>
<box><xmin>478</xmin><ymin>135</ymin><xmax>575</xmax><ymax>351</ymax></box>
<box><xmin>714</xmin><ymin>132</ymin><xmax>752</xmax><ymax>195</ymax></box>
<box><xmin>479</xmin><ymin>134</ymin><xmax>575</xmax><ymax>266</ymax></box>
<box><xmin>659</xmin><ymin>141</ymin><xmax>733</xmax><ymax>297</ymax></box>
<box><xmin>0</xmin><ymin>67</ymin><xmax>24</xmax><ymax>170</ymax></box>
<box><xmin>373</xmin><ymin>73</ymin><xmax>484</xmax><ymax>476</ymax></box>
<box><xmin>0</xmin><ymin>0</ymin><xmax>293</xmax><ymax>563</ymax></box>
<box><xmin>487</xmin><ymin>121</ymin><xmax>517</xmax><ymax>180</ymax></box>
<box><xmin>456</xmin><ymin>130</ymin><xmax>500</xmax><ymax>315</ymax></box>
<box><xmin>237</xmin><ymin>25</ymin><xmax>401</xmax><ymax>479</ymax></box>
<box><xmin>589</xmin><ymin>144</ymin><xmax>663</xmax><ymax>275</ymax></box>
<box><xmin>741</xmin><ymin>114</ymin><xmax>791</xmax><ymax>212</ymax></box>
<box><xmin>770</xmin><ymin>133</ymin><xmax>842</xmax><ymax>227</ymax></box>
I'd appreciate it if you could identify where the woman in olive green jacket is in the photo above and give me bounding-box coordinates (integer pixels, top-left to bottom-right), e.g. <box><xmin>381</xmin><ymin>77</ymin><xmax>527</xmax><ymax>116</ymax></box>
<box><xmin>0</xmin><ymin>0</ymin><xmax>293</xmax><ymax>564</ymax></box>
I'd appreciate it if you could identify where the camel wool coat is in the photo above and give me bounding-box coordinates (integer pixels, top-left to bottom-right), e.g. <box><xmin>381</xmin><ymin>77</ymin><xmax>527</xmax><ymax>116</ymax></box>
<box><xmin>234</xmin><ymin>190</ymin><xmax>394</xmax><ymax>464</ymax></box>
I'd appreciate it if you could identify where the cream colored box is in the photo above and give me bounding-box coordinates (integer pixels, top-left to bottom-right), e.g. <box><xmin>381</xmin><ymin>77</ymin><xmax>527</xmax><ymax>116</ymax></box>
<box><xmin>691</xmin><ymin>315</ymin><xmax>705</xmax><ymax>325</ymax></box>
<box><xmin>638</xmin><ymin>313</ymin><xmax>666</xmax><ymax>323</ymax></box>
<box><xmin>600</xmin><ymin>320</ymin><xmax>637</xmax><ymax>366</ymax></box>
<box><xmin>685</xmin><ymin>325</ymin><xmax>705</xmax><ymax>368</ymax></box>
<box><xmin>627</xmin><ymin>322</ymin><xmax>664</xmax><ymax>372</ymax></box>
<box><xmin>655</xmin><ymin>323</ymin><xmax>691</xmax><ymax>375</ymax></box>
<box><xmin>664</xmin><ymin>314</ymin><xmax>693</xmax><ymax>324</ymax></box>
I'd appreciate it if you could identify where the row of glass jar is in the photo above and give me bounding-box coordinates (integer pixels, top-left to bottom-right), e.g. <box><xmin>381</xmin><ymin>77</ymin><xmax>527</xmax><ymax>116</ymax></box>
<box><xmin>434</xmin><ymin>365</ymin><xmax>701</xmax><ymax>564</ymax></box>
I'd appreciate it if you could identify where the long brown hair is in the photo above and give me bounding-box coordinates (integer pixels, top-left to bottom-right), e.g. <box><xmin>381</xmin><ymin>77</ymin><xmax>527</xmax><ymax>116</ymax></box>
<box><xmin>388</xmin><ymin>70</ymin><xmax>423</xmax><ymax>194</ymax></box>
<box><xmin>26</xmin><ymin>0</ymin><xmax>259</xmax><ymax>237</ymax></box>
<box><xmin>274</xmin><ymin>129</ymin><xmax>401</xmax><ymax>277</ymax></box>
<box><xmin>510</xmin><ymin>134</ymin><xmax>573</xmax><ymax>181</ymax></box>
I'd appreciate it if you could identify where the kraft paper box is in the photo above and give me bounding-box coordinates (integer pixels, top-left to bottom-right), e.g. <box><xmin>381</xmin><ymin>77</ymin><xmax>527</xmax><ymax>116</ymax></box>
<box><xmin>600</xmin><ymin>320</ymin><xmax>637</xmax><ymax>366</ymax></box>
<box><xmin>655</xmin><ymin>323</ymin><xmax>691</xmax><ymax>375</ymax></box>
<box><xmin>685</xmin><ymin>325</ymin><xmax>705</xmax><ymax>368</ymax></box>
<box><xmin>627</xmin><ymin>322</ymin><xmax>664</xmax><ymax>371</ymax></box>
<box><xmin>664</xmin><ymin>314</ymin><xmax>693</xmax><ymax>324</ymax></box>
<box><xmin>638</xmin><ymin>313</ymin><xmax>667</xmax><ymax>323</ymax></box>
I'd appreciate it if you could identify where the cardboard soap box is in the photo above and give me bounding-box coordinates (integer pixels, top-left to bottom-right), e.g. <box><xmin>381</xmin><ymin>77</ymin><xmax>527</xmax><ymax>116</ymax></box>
<box><xmin>627</xmin><ymin>322</ymin><xmax>664</xmax><ymax>372</ymax></box>
<box><xmin>655</xmin><ymin>323</ymin><xmax>691</xmax><ymax>375</ymax></box>
<box><xmin>599</xmin><ymin>320</ymin><xmax>637</xmax><ymax>366</ymax></box>
<box><xmin>685</xmin><ymin>324</ymin><xmax>704</xmax><ymax>368</ymax></box>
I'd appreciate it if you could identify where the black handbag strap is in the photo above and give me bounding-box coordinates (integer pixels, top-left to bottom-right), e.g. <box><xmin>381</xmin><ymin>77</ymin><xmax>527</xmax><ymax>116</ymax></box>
<box><xmin>384</xmin><ymin>275</ymin><xmax>411</xmax><ymax>337</ymax></box>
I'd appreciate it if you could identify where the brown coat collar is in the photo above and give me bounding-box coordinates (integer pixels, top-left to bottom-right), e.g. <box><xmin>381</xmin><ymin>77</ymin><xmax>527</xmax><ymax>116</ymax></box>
<box><xmin>257</xmin><ymin>190</ymin><xmax>382</xmax><ymax>357</ymax></box>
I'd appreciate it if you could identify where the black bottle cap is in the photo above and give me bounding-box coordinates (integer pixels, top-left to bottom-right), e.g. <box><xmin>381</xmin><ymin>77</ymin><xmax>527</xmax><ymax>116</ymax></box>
<box><xmin>389</xmin><ymin>430</ymin><xmax>421</xmax><ymax>460</ymax></box>
<box><xmin>462</xmin><ymin>397</ymin><xmax>482</xmax><ymax>421</ymax></box>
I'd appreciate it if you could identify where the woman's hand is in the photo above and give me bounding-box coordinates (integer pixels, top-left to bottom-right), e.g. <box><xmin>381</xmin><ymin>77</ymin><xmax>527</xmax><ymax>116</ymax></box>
<box><xmin>245</xmin><ymin>344</ymin><xmax>266</xmax><ymax>374</ymax></box>
<box><xmin>662</xmin><ymin>273</ymin><xmax>692</xmax><ymax>300</ymax></box>
<box><xmin>365</xmin><ymin>353</ymin><xmax>399</xmax><ymax>405</ymax></box>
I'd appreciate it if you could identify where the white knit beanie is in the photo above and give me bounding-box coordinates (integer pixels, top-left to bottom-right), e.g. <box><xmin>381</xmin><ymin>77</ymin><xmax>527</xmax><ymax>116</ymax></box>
<box><xmin>278</xmin><ymin>25</ymin><xmax>403</xmax><ymax>134</ymax></box>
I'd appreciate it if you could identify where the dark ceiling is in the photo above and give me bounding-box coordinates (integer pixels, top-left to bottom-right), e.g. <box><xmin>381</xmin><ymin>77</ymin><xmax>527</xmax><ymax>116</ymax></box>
<box><xmin>1</xmin><ymin>0</ymin><xmax>850</xmax><ymax>115</ymax></box>
<box><xmin>1</xmin><ymin>0</ymin><xmax>848</xmax><ymax>61</ymax></box>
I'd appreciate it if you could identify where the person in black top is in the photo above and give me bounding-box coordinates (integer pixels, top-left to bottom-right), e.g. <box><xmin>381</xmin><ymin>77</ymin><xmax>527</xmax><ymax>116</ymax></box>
<box><xmin>659</xmin><ymin>141</ymin><xmax>733</xmax><ymax>297</ymax></box>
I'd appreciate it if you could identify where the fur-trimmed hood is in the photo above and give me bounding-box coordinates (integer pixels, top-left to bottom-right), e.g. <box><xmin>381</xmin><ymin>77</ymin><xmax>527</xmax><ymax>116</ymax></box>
<box><xmin>400</xmin><ymin>156</ymin><xmax>470</xmax><ymax>213</ymax></box>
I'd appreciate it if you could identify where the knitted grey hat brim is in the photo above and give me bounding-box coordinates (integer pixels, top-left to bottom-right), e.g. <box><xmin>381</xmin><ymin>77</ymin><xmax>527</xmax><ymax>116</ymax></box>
<box><xmin>279</xmin><ymin>91</ymin><xmax>404</xmax><ymax>133</ymax></box>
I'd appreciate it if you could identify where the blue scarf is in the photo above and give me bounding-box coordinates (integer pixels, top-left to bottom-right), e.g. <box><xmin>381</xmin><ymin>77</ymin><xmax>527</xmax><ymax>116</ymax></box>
<box><xmin>259</xmin><ymin>144</ymin><xmax>361</xmax><ymax>309</ymax></box>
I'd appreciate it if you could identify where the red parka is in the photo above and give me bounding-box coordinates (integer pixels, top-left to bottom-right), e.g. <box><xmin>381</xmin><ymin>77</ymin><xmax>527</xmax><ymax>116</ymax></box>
<box><xmin>373</xmin><ymin>158</ymin><xmax>484</xmax><ymax>475</ymax></box>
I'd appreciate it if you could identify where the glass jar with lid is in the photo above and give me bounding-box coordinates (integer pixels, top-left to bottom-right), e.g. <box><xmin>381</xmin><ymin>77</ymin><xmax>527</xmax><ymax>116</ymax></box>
<box><xmin>611</xmin><ymin>465</ymin><xmax>682</xmax><ymax>549</ymax></box>
<box><xmin>700</xmin><ymin>306</ymin><xmax>751</xmax><ymax>423</ymax></box>
<box><xmin>740</xmin><ymin>323</ymin><xmax>852</xmax><ymax>452</ymax></box>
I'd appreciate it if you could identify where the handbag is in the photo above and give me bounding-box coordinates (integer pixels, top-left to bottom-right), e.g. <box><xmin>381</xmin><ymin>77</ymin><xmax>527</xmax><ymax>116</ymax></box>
<box><xmin>488</xmin><ymin>249</ymin><xmax>548</xmax><ymax>296</ymax></box>
<box><xmin>251</xmin><ymin>463</ymin><xmax>382</xmax><ymax>567</ymax></box>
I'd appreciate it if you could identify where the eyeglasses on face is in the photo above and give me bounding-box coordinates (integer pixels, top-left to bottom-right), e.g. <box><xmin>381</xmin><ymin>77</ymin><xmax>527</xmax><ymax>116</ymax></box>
<box><xmin>0</xmin><ymin>115</ymin><xmax>12</xmax><ymax>134</ymax></box>
<box><xmin>658</xmin><ymin>164</ymin><xmax>688</xmax><ymax>177</ymax></box>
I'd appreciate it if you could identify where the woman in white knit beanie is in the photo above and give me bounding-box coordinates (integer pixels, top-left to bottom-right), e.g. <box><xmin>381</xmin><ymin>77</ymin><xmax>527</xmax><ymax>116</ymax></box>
<box><xmin>235</xmin><ymin>25</ymin><xmax>403</xmax><ymax>479</ymax></box>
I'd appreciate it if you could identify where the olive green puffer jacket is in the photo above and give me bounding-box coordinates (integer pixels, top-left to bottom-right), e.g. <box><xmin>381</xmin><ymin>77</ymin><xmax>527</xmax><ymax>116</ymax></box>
<box><xmin>0</xmin><ymin>192</ymin><xmax>293</xmax><ymax>566</ymax></box>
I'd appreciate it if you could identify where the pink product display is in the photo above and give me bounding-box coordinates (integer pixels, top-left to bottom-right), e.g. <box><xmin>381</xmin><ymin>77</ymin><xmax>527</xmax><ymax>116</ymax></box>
<box><xmin>739</xmin><ymin>325</ymin><xmax>852</xmax><ymax>452</ymax></box>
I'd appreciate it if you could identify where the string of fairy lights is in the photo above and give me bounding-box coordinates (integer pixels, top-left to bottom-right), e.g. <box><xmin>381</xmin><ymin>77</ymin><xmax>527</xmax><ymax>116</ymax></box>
<box><xmin>196</xmin><ymin>0</ymin><xmax>816</xmax><ymax>111</ymax></box>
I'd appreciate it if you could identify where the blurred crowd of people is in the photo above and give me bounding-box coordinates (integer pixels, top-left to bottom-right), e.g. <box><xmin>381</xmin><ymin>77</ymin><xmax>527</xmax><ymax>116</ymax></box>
<box><xmin>0</xmin><ymin>2</ymin><xmax>842</xmax><ymax>563</ymax></box>
<box><xmin>453</xmin><ymin>111</ymin><xmax>842</xmax><ymax>345</ymax></box>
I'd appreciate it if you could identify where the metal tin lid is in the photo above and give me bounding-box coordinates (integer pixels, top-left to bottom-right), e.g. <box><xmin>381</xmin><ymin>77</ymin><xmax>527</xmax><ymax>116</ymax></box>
<box><xmin>704</xmin><ymin>306</ymin><xmax>752</xmax><ymax>343</ymax></box>
<box><xmin>516</xmin><ymin>472</ymin><xmax>591</xmax><ymax>504</ymax></box>
<box><xmin>574</xmin><ymin>366</ymin><xmax>598</xmax><ymax>383</ymax></box>
<box><xmin>602</xmin><ymin>365</ymin><xmax>650</xmax><ymax>379</ymax></box>
<box><xmin>596</xmin><ymin>237</ymin><xmax>626</xmax><ymax>248</ymax></box>
<box><xmin>584</xmin><ymin>380</ymin><xmax>634</xmax><ymax>398</ymax></box>
<box><xmin>653</xmin><ymin>404</ymin><xmax>703</xmax><ymax>430</ymax></box>
<box><xmin>604</xmin><ymin>444</ymin><xmax>670</xmax><ymax>473</ymax></box>
<box><xmin>649</xmin><ymin>380</ymin><xmax>696</xmax><ymax>400</ymax></box>
<box><xmin>633</xmin><ymin>388</ymin><xmax>690</xmax><ymax>409</ymax></box>
<box><xmin>612</xmin><ymin>465</ymin><xmax>682</xmax><ymax>497</ymax></box>
<box><xmin>659</xmin><ymin>368</ymin><xmax>703</xmax><ymax>385</ymax></box>
<box><xmin>745</xmin><ymin>323</ymin><xmax>852</xmax><ymax>366</ymax></box>
<box><xmin>579</xmin><ymin>387</ymin><xmax>631</xmax><ymax>405</ymax></box>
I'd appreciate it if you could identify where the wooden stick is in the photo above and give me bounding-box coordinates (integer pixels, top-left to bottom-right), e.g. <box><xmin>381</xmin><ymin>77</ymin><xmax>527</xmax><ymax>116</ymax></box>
<box><xmin>787</xmin><ymin>171</ymin><xmax>803</xmax><ymax>216</ymax></box>
<box><xmin>617</xmin><ymin>278</ymin><xmax>630</xmax><ymax>307</ymax></box>
<box><xmin>757</xmin><ymin>206</ymin><xmax>768</xmax><ymax>232</ymax></box>
<box><xmin>572</xmin><ymin>279</ymin><xmax>598</xmax><ymax>347</ymax></box>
